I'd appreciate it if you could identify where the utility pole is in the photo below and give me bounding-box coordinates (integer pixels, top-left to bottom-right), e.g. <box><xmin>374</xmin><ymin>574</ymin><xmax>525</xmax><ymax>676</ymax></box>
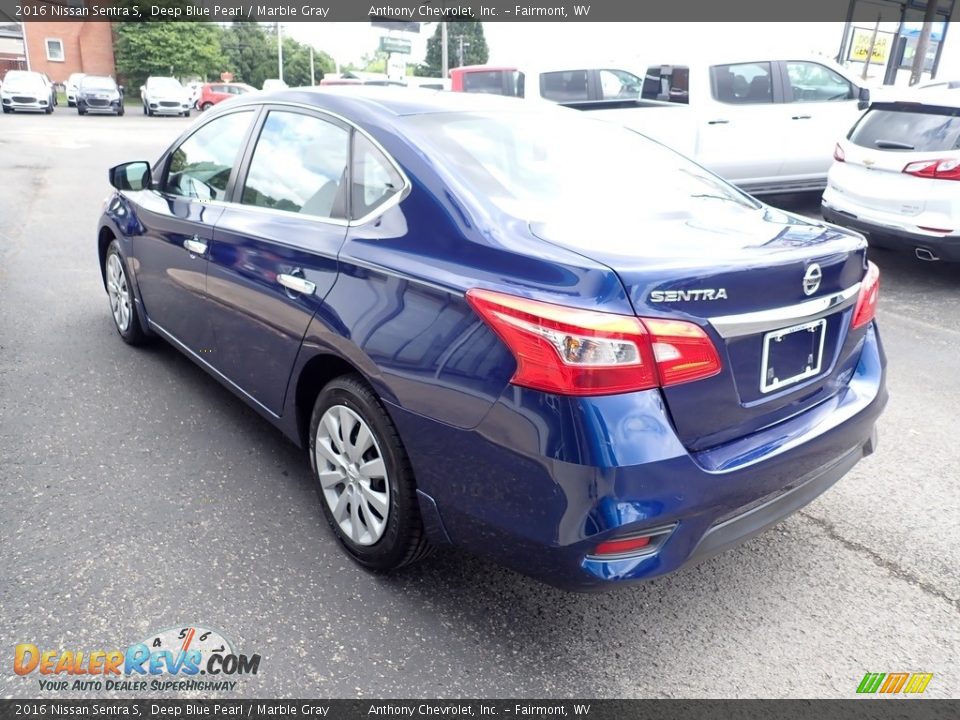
<box><xmin>441</xmin><ymin>21</ymin><xmax>449</xmax><ymax>79</ymax></box>
<box><xmin>309</xmin><ymin>46</ymin><xmax>315</xmax><ymax>85</ymax></box>
<box><xmin>909</xmin><ymin>0</ymin><xmax>939</xmax><ymax>85</ymax></box>
<box><xmin>455</xmin><ymin>34</ymin><xmax>470</xmax><ymax>67</ymax></box>
<box><xmin>277</xmin><ymin>22</ymin><xmax>284</xmax><ymax>83</ymax></box>
<box><xmin>862</xmin><ymin>15</ymin><xmax>882</xmax><ymax>80</ymax></box>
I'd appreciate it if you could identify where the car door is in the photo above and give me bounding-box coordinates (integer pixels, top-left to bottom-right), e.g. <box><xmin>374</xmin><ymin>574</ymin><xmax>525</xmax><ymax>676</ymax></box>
<box><xmin>778</xmin><ymin>60</ymin><xmax>863</xmax><ymax>180</ymax></box>
<box><xmin>204</xmin><ymin>106</ymin><xmax>351</xmax><ymax>415</ymax></box>
<box><xmin>695</xmin><ymin>61</ymin><xmax>787</xmax><ymax>187</ymax></box>
<box><xmin>132</xmin><ymin>108</ymin><xmax>257</xmax><ymax>350</ymax></box>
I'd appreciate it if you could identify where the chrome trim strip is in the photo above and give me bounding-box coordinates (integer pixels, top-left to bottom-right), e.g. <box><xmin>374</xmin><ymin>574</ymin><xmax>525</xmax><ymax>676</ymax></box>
<box><xmin>708</xmin><ymin>283</ymin><xmax>861</xmax><ymax>339</ymax></box>
<box><xmin>147</xmin><ymin>320</ymin><xmax>280</xmax><ymax>420</ymax></box>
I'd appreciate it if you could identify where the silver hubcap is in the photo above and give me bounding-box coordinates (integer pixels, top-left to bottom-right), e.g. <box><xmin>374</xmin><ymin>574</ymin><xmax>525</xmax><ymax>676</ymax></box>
<box><xmin>106</xmin><ymin>253</ymin><xmax>131</xmax><ymax>332</ymax></box>
<box><xmin>315</xmin><ymin>405</ymin><xmax>390</xmax><ymax>546</ymax></box>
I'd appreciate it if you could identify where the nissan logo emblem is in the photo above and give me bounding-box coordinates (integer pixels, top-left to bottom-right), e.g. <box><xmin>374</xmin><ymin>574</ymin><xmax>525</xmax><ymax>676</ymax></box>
<box><xmin>803</xmin><ymin>263</ymin><xmax>822</xmax><ymax>296</ymax></box>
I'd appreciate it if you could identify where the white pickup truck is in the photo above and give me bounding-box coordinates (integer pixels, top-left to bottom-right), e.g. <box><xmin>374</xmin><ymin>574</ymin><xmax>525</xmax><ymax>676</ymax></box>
<box><xmin>451</xmin><ymin>59</ymin><xmax>871</xmax><ymax>195</ymax></box>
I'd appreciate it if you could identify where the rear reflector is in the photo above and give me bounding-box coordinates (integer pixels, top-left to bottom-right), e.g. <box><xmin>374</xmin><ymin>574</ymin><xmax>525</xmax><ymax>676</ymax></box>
<box><xmin>903</xmin><ymin>158</ymin><xmax>960</xmax><ymax>181</ymax></box>
<box><xmin>465</xmin><ymin>289</ymin><xmax>722</xmax><ymax>396</ymax></box>
<box><xmin>851</xmin><ymin>261</ymin><xmax>880</xmax><ymax>330</ymax></box>
<box><xmin>593</xmin><ymin>535</ymin><xmax>651</xmax><ymax>556</ymax></box>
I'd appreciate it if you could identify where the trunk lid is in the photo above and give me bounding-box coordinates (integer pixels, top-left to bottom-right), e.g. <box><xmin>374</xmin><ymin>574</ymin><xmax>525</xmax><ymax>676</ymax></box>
<box><xmin>530</xmin><ymin>202</ymin><xmax>869</xmax><ymax>451</ymax></box>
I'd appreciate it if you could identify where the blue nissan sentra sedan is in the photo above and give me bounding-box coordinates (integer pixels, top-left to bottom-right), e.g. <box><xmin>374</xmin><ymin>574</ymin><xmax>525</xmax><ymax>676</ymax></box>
<box><xmin>97</xmin><ymin>87</ymin><xmax>886</xmax><ymax>590</ymax></box>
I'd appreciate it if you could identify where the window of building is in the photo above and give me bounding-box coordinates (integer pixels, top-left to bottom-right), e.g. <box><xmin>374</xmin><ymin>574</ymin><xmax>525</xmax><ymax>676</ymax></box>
<box><xmin>45</xmin><ymin>38</ymin><xmax>65</xmax><ymax>62</ymax></box>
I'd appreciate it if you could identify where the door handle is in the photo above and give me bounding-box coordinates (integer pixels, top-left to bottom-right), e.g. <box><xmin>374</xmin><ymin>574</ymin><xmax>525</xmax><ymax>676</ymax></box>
<box><xmin>791</xmin><ymin>115</ymin><xmax>812</xmax><ymax>120</ymax></box>
<box><xmin>183</xmin><ymin>236</ymin><xmax>207</xmax><ymax>255</ymax></box>
<box><xmin>707</xmin><ymin>119</ymin><xmax>729</xmax><ymax>125</ymax></box>
<box><xmin>278</xmin><ymin>273</ymin><xmax>316</xmax><ymax>296</ymax></box>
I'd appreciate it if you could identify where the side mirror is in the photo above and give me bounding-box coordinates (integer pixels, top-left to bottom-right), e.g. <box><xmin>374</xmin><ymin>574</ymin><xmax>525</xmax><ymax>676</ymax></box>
<box><xmin>118</xmin><ymin>85</ymin><xmax>125</xmax><ymax>95</ymax></box>
<box><xmin>109</xmin><ymin>161</ymin><xmax>151</xmax><ymax>191</ymax></box>
<box><xmin>858</xmin><ymin>87</ymin><xmax>870</xmax><ymax>111</ymax></box>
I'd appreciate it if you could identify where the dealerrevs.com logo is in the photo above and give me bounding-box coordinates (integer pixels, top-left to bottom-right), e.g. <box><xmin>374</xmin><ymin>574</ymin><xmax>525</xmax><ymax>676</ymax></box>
<box><xmin>14</xmin><ymin>626</ymin><xmax>261</xmax><ymax>692</ymax></box>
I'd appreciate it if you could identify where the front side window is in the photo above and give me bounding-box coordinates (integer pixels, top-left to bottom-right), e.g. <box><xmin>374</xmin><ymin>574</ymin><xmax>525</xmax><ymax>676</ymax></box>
<box><xmin>241</xmin><ymin>111</ymin><xmax>349</xmax><ymax>219</ymax></box>
<box><xmin>711</xmin><ymin>62</ymin><xmax>773</xmax><ymax>104</ymax></box>
<box><xmin>540</xmin><ymin>70</ymin><xmax>589</xmax><ymax>102</ymax></box>
<box><xmin>164</xmin><ymin>110</ymin><xmax>254</xmax><ymax>201</ymax></box>
<box><xmin>45</xmin><ymin>39</ymin><xmax>64</xmax><ymax>62</ymax></box>
<box><xmin>351</xmin><ymin>134</ymin><xmax>404</xmax><ymax>219</ymax></box>
<box><xmin>786</xmin><ymin>61</ymin><xmax>854</xmax><ymax>103</ymax></box>
<box><xmin>598</xmin><ymin>69</ymin><xmax>642</xmax><ymax>100</ymax></box>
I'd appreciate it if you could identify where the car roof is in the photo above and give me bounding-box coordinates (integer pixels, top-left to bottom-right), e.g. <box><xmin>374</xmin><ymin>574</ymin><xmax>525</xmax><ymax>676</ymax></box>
<box><xmin>250</xmin><ymin>85</ymin><xmax>535</xmax><ymax>117</ymax></box>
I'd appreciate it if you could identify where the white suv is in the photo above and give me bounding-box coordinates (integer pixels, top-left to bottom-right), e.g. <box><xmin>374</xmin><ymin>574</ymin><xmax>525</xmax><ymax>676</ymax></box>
<box><xmin>822</xmin><ymin>90</ymin><xmax>960</xmax><ymax>263</ymax></box>
<box><xmin>141</xmin><ymin>76</ymin><xmax>191</xmax><ymax>117</ymax></box>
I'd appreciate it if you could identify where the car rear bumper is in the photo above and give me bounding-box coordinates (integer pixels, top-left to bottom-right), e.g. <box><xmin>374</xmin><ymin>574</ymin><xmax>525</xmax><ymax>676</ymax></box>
<box><xmin>389</xmin><ymin>325</ymin><xmax>886</xmax><ymax>590</ymax></box>
<box><xmin>822</xmin><ymin>199</ymin><xmax>960</xmax><ymax>262</ymax></box>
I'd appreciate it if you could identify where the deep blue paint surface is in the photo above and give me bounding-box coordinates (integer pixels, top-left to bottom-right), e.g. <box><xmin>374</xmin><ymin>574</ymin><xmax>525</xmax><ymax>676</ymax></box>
<box><xmin>99</xmin><ymin>88</ymin><xmax>887</xmax><ymax>589</ymax></box>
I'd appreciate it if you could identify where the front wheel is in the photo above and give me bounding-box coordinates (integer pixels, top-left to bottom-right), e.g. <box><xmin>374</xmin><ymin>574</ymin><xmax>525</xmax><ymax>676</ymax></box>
<box><xmin>104</xmin><ymin>242</ymin><xmax>147</xmax><ymax>345</ymax></box>
<box><xmin>309</xmin><ymin>375</ymin><xmax>432</xmax><ymax>572</ymax></box>
<box><xmin>117</xmin><ymin>106</ymin><xmax>125</xmax><ymax>116</ymax></box>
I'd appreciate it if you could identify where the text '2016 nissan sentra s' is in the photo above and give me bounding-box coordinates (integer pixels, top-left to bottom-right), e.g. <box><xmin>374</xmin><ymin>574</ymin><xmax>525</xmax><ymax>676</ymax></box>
<box><xmin>97</xmin><ymin>88</ymin><xmax>886</xmax><ymax>590</ymax></box>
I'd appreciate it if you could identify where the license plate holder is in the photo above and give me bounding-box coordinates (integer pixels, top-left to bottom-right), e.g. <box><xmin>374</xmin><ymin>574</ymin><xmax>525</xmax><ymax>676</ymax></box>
<box><xmin>760</xmin><ymin>319</ymin><xmax>827</xmax><ymax>394</ymax></box>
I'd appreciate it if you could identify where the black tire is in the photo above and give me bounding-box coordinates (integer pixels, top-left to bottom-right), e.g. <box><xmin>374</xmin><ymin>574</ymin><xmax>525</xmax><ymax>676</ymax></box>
<box><xmin>182</xmin><ymin>110</ymin><xmax>191</xmax><ymax>118</ymax></box>
<box><xmin>117</xmin><ymin>106</ymin><xmax>125</xmax><ymax>116</ymax></box>
<box><xmin>309</xmin><ymin>375</ymin><xmax>432</xmax><ymax>572</ymax></box>
<box><xmin>200</xmin><ymin>102</ymin><xmax>212</xmax><ymax>112</ymax></box>
<box><xmin>77</xmin><ymin>105</ymin><xmax>86</xmax><ymax>115</ymax></box>
<box><xmin>45</xmin><ymin>105</ymin><xmax>53</xmax><ymax>114</ymax></box>
<box><xmin>1</xmin><ymin>107</ymin><xmax>10</xmax><ymax>114</ymax></box>
<box><xmin>104</xmin><ymin>241</ymin><xmax>147</xmax><ymax>346</ymax></box>
<box><xmin>142</xmin><ymin>103</ymin><xmax>147</xmax><ymax>115</ymax></box>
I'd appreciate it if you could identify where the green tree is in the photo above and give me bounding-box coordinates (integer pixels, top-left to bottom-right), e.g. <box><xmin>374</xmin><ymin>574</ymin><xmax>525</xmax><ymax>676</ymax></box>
<box><xmin>220</xmin><ymin>22</ymin><xmax>275</xmax><ymax>88</ymax></box>
<box><xmin>114</xmin><ymin>22</ymin><xmax>224</xmax><ymax>89</ymax></box>
<box><xmin>415</xmin><ymin>20</ymin><xmax>489</xmax><ymax>77</ymax></box>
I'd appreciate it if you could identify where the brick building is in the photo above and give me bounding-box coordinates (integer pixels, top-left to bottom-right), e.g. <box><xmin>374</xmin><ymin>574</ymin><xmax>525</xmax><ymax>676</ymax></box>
<box><xmin>22</xmin><ymin>20</ymin><xmax>116</xmax><ymax>83</ymax></box>
<box><xmin>0</xmin><ymin>2</ymin><xmax>117</xmax><ymax>84</ymax></box>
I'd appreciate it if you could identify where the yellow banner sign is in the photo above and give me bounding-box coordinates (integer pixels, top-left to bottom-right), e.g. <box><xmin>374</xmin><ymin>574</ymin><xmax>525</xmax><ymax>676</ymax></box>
<box><xmin>850</xmin><ymin>29</ymin><xmax>891</xmax><ymax>64</ymax></box>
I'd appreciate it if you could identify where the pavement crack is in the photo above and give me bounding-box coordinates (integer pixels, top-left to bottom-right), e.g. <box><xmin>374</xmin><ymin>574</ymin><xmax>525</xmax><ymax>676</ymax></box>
<box><xmin>799</xmin><ymin>510</ymin><xmax>960</xmax><ymax>615</ymax></box>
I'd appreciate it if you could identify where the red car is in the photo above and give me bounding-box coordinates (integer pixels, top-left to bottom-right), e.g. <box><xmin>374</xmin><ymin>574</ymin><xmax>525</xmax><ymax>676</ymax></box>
<box><xmin>195</xmin><ymin>82</ymin><xmax>256</xmax><ymax>111</ymax></box>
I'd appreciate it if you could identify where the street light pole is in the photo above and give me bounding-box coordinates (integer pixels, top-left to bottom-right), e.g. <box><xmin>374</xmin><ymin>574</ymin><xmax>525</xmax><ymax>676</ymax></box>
<box><xmin>277</xmin><ymin>22</ymin><xmax>284</xmax><ymax>83</ymax></box>
<box><xmin>441</xmin><ymin>21</ymin><xmax>449</xmax><ymax>79</ymax></box>
<box><xmin>909</xmin><ymin>1</ymin><xmax>939</xmax><ymax>86</ymax></box>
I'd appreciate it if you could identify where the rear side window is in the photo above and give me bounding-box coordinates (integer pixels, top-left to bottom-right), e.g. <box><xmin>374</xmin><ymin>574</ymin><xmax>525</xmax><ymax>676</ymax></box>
<box><xmin>350</xmin><ymin>133</ymin><xmax>404</xmax><ymax>219</ymax></box>
<box><xmin>540</xmin><ymin>70</ymin><xmax>589</xmax><ymax>102</ymax></box>
<box><xmin>463</xmin><ymin>71</ymin><xmax>506</xmax><ymax>95</ymax></box>
<box><xmin>711</xmin><ymin>62</ymin><xmax>773</xmax><ymax>104</ymax></box>
<box><xmin>849</xmin><ymin>105</ymin><xmax>960</xmax><ymax>152</ymax></box>
<box><xmin>164</xmin><ymin>110</ymin><xmax>253</xmax><ymax>201</ymax></box>
<box><xmin>241</xmin><ymin>110</ymin><xmax>350</xmax><ymax>219</ymax></box>
<box><xmin>641</xmin><ymin>66</ymin><xmax>689</xmax><ymax>104</ymax></box>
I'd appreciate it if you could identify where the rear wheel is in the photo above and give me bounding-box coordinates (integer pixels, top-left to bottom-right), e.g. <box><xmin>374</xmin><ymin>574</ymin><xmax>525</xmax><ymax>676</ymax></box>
<box><xmin>104</xmin><ymin>242</ymin><xmax>147</xmax><ymax>345</ymax></box>
<box><xmin>309</xmin><ymin>375</ymin><xmax>432</xmax><ymax>572</ymax></box>
<box><xmin>200</xmin><ymin>102</ymin><xmax>212</xmax><ymax>112</ymax></box>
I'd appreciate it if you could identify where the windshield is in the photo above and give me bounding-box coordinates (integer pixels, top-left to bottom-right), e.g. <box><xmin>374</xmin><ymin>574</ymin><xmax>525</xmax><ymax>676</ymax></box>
<box><xmin>81</xmin><ymin>77</ymin><xmax>117</xmax><ymax>91</ymax></box>
<box><xmin>850</xmin><ymin>103</ymin><xmax>960</xmax><ymax>152</ymax></box>
<box><xmin>404</xmin><ymin>109</ymin><xmax>759</xmax><ymax>225</ymax></box>
<box><xmin>148</xmin><ymin>77</ymin><xmax>182</xmax><ymax>91</ymax></box>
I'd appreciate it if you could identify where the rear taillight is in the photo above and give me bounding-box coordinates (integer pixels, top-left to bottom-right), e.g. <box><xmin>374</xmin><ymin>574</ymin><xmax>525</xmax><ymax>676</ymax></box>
<box><xmin>851</xmin><ymin>261</ymin><xmax>880</xmax><ymax>329</ymax></box>
<box><xmin>903</xmin><ymin>158</ymin><xmax>960</xmax><ymax>181</ymax></box>
<box><xmin>465</xmin><ymin>289</ymin><xmax>721</xmax><ymax>396</ymax></box>
<box><xmin>833</xmin><ymin>143</ymin><xmax>845</xmax><ymax>162</ymax></box>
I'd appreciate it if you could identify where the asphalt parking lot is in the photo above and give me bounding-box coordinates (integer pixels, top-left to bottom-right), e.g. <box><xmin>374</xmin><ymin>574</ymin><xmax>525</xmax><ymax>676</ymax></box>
<box><xmin>1</xmin><ymin>112</ymin><xmax>958</xmax><ymax>700</ymax></box>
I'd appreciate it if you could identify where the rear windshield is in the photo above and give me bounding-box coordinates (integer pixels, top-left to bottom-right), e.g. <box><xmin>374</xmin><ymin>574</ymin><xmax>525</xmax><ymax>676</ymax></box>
<box><xmin>403</xmin><ymin>109</ymin><xmax>758</xmax><ymax>227</ymax></box>
<box><xmin>850</xmin><ymin>103</ymin><xmax>960</xmax><ymax>152</ymax></box>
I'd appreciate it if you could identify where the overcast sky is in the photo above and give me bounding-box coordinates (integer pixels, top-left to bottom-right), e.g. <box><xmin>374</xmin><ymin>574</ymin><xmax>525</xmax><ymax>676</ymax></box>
<box><xmin>284</xmin><ymin>21</ymin><xmax>960</xmax><ymax>83</ymax></box>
